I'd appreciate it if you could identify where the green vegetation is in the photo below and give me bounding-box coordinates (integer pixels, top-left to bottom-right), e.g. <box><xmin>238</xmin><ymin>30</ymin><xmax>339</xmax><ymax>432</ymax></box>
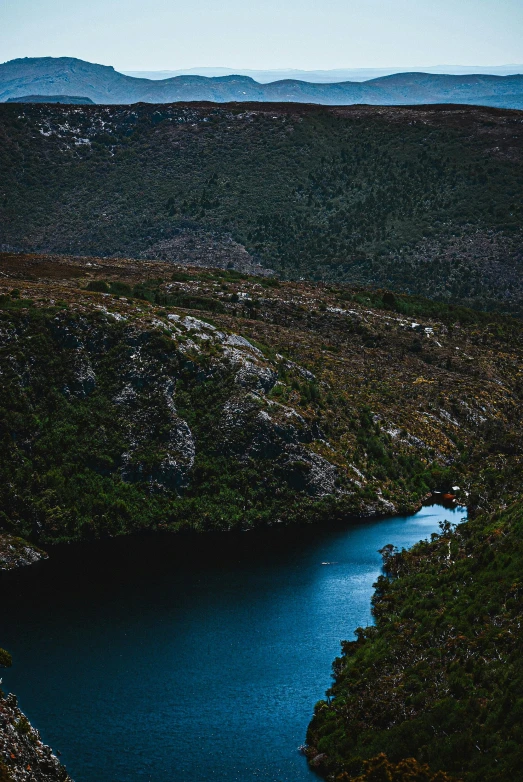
<box><xmin>0</xmin><ymin>254</ymin><xmax>523</xmax><ymax>780</ymax></box>
<box><xmin>0</xmin><ymin>305</ymin><xmax>345</xmax><ymax>542</ymax></box>
<box><xmin>1</xmin><ymin>103</ymin><xmax>523</xmax><ymax>314</ymax></box>
<box><xmin>338</xmin><ymin>754</ymin><xmax>455</xmax><ymax>781</ymax></box>
<box><xmin>307</xmin><ymin>501</ymin><xmax>523</xmax><ymax>781</ymax></box>
<box><xmin>0</xmin><ymin>254</ymin><xmax>522</xmax><ymax>550</ymax></box>
<box><xmin>0</xmin><ymin>302</ymin><xmax>435</xmax><ymax>543</ymax></box>
<box><xmin>14</xmin><ymin>716</ymin><xmax>32</xmax><ymax>736</ymax></box>
<box><xmin>0</xmin><ymin>648</ymin><xmax>12</xmax><ymax>668</ymax></box>
<box><xmin>346</xmin><ymin>289</ymin><xmax>517</xmax><ymax>328</ymax></box>
<box><xmin>0</xmin><ymin>291</ymin><xmax>34</xmax><ymax>310</ymax></box>
<box><xmin>86</xmin><ymin>277</ymin><xmax>226</xmax><ymax>313</ymax></box>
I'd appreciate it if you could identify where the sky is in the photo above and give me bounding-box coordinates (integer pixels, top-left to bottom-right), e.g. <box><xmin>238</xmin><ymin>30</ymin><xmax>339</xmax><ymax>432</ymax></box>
<box><xmin>1</xmin><ymin>0</ymin><xmax>522</xmax><ymax>71</ymax></box>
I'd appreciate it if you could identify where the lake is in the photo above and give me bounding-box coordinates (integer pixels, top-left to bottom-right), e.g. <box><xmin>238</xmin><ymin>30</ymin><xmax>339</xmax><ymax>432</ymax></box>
<box><xmin>0</xmin><ymin>502</ymin><xmax>466</xmax><ymax>782</ymax></box>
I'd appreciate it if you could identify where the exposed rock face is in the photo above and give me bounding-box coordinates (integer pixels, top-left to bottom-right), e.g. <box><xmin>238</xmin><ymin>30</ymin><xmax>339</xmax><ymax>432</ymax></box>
<box><xmin>280</xmin><ymin>446</ymin><xmax>340</xmax><ymax>497</ymax></box>
<box><xmin>0</xmin><ymin>693</ymin><xmax>72</xmax><ymax>781</ymax></box>
<box><xmin>234</xmin><ymin>362</ymin><xmax>278</xmax><ymax>394</ymax></box>
<box><xmin>112</xmin><ymin>345</ymin><xmax>196</xmax><ymax>492</ymax></box>
<box><xmin>219</xmin><ymin>391</ymin><xmax>342</xmax><ymax>497</ymax></box>
<box><xmin>106</xmin><ymin>315</ymin><xmax>332</xmax><ymax>497</ymax></box>
<box><xmin>2</xmin><ymin>252</ymin><xmax>522</xmax><ymax>543</ymax></box>
<box><xmin>0</xmin><ymin>536</ymin><xmax>47</xmax><ymax>572</ymax></box>
<box><xmin>0</xmin><ymin>301</ymin><xmax>352</xmax><ymax>541</ymax></box>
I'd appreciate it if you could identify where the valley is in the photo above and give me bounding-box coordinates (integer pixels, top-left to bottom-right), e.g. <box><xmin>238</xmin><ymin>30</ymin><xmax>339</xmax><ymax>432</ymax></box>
<box><xmin>0</xmin><ymin>97</ymin><xmax>522</xmax><ymax>782</ymax></box>
<box><xmin>0</xmin><ymin>252</ymin><xmax>522</xmax><ymax>780</ymax></box>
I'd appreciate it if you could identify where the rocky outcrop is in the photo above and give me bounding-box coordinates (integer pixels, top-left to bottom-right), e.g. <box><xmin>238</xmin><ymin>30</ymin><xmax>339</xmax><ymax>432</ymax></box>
<box><xmin>113</xmin><ymin>350</ymin><xmax>196</xmax><ymax>492</ymax></box>
<box><xmin>0</xmin><ymin>693</ymin><xmax>71</xmax><ymax>781</ymax></box>
<box><xmin>2</xmin><ymin>252</ymin><xmax>521</xmax><ymax>542</ymax></box>
<box><xmin>0</xmin><ymin>537</ymin><xmax>47</xmax><ymax>572</ymax></box>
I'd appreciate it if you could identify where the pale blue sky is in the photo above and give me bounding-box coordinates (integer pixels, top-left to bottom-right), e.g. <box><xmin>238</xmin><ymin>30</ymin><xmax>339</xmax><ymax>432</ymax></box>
<box><xmin>1</xmin><ymin>0</ymin><xmax>522</xmax><ymax>71</ymax></box>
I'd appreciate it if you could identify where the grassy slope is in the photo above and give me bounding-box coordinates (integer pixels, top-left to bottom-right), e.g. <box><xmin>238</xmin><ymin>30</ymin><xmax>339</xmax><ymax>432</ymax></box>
<box><xmin>1</xmin><ymin>103</ymin><xmax>522</xmax><ymax>314</ymax></box>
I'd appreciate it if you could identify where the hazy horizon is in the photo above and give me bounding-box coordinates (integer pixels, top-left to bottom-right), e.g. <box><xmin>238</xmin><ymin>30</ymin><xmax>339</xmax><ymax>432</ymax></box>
<box><xmin>121</xmin><ymin>64</ymin><xmax>523</xmax><ymax>84</ymax></box>
<box><xmin>2</xmin><ymin>0</ymin><xmax>522</xmax><ymax>72</ymax></box>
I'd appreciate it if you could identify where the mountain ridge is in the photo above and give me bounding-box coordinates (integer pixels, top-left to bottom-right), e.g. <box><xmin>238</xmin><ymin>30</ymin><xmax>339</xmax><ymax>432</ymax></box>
<box><xmin>124</xmin><ymin>64</ymin><xmax>523</xmax><ymax>84</ymax></box>
<box><xmin>1</xmin><ymin>57</ymin><xmax>523</xmax><ymax>108</ymax></box>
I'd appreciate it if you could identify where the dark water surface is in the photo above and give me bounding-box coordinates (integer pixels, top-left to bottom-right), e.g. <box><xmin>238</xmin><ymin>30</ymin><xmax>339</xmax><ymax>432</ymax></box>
<box><xmin>1</xmin><ymin>503</ymin><xmax>466</xmax><ymax>782</ymax></box>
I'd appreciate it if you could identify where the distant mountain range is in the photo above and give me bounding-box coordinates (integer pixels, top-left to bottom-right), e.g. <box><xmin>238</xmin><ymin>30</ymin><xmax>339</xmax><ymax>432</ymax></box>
<box><xmin>125</xmin><ymin>65</ymin><xmax>523</xmax><ymax>84</ymax></box>
<box><xmin>1</xmin><ymin>57</ymin><xmax>522</xmax><ymax>108</ymax></box>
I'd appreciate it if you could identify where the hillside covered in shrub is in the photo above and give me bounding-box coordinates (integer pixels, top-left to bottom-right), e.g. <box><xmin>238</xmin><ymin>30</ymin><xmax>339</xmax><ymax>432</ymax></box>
<box><xmin>1</xmin><ymin>103</ymin><xmax>523</xmax><ymax>315</ymax></box>
<box><xmin>306</xmin><ymin>500</ymin><xmax>523</xmax><ymax>782</ymax></box>
<box><xmin>0</xmin><ymin>252</ymin><xmax>522</xmax><ymax>550</ymax></box>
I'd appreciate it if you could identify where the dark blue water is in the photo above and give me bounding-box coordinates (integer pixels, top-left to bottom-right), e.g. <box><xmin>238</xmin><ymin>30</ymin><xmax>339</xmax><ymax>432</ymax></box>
<box><xmin>1</xmin><ymin>503</ymin><xmax>466</xmax><ymax>782</ymax></box>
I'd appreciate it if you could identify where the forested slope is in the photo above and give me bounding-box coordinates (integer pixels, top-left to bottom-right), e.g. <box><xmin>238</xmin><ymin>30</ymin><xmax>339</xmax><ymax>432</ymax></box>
<box><xmin>1</xmin><ymin>103</ymin><xmax>523</xmax><ymax>315</ymax></box>
<box><xmin>0</xmin><ymin>252</ymin><xmax>522</xmax><ymax>550</ymax></box>
<box><xmin>306</xmin><ymin>500</ymin><xmax>523</xmax><ymax>781</ymax></box>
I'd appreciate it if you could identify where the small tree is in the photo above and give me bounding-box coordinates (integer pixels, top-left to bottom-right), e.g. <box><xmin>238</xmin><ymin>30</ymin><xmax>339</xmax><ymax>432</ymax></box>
<box><xmin>0</xmin><ymin>648</ymin><xmax>12</xmax><ymax>668</ymax></box>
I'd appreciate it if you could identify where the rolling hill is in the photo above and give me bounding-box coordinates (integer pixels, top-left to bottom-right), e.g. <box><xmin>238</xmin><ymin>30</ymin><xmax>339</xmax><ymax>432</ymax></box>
<box><xmin>1</xmin><ymin>57</ymin><xmax>523</xmax><ymax>108</ymax></box>
<box><xmin>124</xmin><ymin>64</ymin><xmax>523</xmax><ymax>84</ymax></box>
<box><xmin>6</xmin><ymin>93</ymin><xmax>95</xmax><ymax>104</ymax></box>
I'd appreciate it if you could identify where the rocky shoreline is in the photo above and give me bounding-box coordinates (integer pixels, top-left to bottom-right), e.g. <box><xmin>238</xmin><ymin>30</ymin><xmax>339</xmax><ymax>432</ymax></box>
<box><xmin>0</xmin><ymin>536</ymin><xmax>48</xmax><ymax>572</ymax></box>
<box><xmin>0</xmin><ymin>538</ymin><xmax>66</xmax><ymax>782</ymax></box>
<box><xmin>0</xmin><ymin>693</ymin><xmax>71</xmax><ymax>782</ymax></box>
